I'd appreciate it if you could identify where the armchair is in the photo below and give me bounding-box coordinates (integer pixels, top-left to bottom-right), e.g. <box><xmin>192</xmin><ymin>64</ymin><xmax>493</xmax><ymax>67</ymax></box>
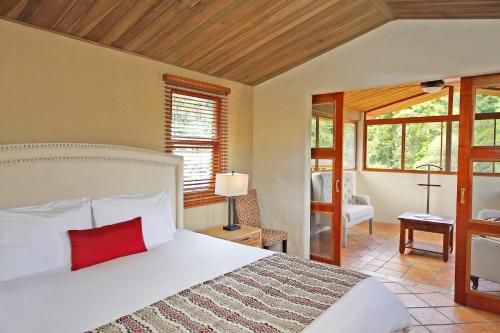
<box><xmin>311</xmin><ymin>171</ymin><xmax>374</xmax><ymax>248</ymax></box>
<box><xmin>470</xmin><ymin>209</ymin><xmax>500</xmax><ymax>290</ymax></box>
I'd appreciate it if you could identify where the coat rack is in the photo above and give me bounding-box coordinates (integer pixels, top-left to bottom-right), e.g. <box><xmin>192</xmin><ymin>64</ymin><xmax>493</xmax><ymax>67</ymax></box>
<box><xmin>416</xmin><ymin>164</ymin><xmax>442</xmax><ymax>214</ymax></box>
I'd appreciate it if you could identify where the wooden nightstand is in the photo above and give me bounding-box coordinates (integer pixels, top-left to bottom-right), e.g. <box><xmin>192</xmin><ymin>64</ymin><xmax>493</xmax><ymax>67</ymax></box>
<box><xmin>199</xmin><ymin>225</ymin><xmax>262</xmax><ymax>248</ymax></box>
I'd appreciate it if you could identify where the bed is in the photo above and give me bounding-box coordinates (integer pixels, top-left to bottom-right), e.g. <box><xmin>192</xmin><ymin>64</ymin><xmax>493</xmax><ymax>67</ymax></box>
<box><xmin>0</xmin><ymin>143</ymin><xmax>410</xmax><ymax>333</ymax></box>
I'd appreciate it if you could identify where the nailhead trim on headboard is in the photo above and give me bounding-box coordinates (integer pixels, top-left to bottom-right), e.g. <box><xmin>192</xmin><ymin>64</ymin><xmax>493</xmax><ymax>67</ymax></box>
<box><xmin>0</xmin><ymin>143</ymin><xmax>164</xmax><ymax>155</ymax></box>
<box><xmin>0</xmin><ymin>156</ymin><xmax>179</xmax><ymax>166</ymax></box>
<box><xmin>0</xmin><ymin>143</ymin><xmax>184</xmax><ymax>229</ymax></box>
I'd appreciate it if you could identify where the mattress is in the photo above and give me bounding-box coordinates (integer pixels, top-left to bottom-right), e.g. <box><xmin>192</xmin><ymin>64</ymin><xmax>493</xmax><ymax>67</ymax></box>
<box><xmin>0</xmin><ymin>230</ymin><xmax>411</xmax><ymax>333</ymax></box>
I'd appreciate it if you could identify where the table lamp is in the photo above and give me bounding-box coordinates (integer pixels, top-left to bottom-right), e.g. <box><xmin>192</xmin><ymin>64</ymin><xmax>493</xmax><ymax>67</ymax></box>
<box><xmin>215</xmin><ymin>171</ymin><xmax>249</xmax><ymax>231</ymax></box>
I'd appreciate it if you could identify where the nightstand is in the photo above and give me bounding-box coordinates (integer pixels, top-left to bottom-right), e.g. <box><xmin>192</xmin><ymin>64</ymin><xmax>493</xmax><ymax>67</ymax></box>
<box><xmin>199</xmin><ymin>224</ymin><xmax>262</xmax><ymax>248</ymax></box>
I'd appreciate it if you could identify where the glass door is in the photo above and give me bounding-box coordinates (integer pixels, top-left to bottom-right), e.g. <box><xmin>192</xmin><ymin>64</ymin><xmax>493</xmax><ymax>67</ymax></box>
<box><xmin>455</xmin><ymin>73</ymin><xmax>500</xmax><ymax>314</ymax></box>
<box><xmin>310</xmin><ymin>92</ymin><xmax>344</xmax><ymax>265</ymax></box>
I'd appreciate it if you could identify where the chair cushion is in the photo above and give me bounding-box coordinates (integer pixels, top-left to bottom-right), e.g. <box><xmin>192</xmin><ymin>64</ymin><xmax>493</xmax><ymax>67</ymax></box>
<box><xmin>343</xmin><ymin>204</ymin><xmax>374</xmax><ymax>224</ymax></box>
<box><xmin>262</xmin><ymin>229</ymin><xmax>288</xmax><ymax>247</ymax></box>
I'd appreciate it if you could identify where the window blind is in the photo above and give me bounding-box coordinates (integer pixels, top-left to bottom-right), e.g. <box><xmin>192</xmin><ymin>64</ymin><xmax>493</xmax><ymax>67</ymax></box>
<box><xmin>164</xmin><ymin>74</ymin><xmax>230</xmax><ymax>208</ymax></box>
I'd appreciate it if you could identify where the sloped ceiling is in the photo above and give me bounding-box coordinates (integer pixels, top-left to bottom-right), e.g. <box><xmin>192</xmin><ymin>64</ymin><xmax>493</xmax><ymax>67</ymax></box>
<box><xmin>1</xmin><ymin>0</ymin><xmax>500</xmax><ymax>85</ymax></box>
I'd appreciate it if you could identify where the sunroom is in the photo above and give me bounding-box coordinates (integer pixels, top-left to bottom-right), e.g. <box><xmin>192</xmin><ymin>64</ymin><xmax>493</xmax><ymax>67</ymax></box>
<box><xmin>309</xmin><ymin>78</ymin><xmax>500</xmax><ymax>294</ymax></box>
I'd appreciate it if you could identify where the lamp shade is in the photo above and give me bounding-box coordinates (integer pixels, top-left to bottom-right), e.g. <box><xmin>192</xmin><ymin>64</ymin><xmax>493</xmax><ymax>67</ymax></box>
<box><xmin>215</xmin><ymin>173</ymin><xmax>249</xmax><ymax>197</ymax></box>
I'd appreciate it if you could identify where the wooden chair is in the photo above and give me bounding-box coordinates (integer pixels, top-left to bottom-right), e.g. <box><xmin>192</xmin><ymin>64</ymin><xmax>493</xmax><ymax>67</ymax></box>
<box><xmin>235</xmin><ymin>189</ymin><xmax>288</xmax><ymax>253</ymax></box>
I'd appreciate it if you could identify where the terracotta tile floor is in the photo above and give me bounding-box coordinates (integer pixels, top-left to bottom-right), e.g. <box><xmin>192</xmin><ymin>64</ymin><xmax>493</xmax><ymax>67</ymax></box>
<box><xmin>310</xmin><ymin>221</ymin><xmax>500</xmax><ymax>331</ymax></box>
<box><xmin>384</xmin><ymin>277</ymin><xmax>500</xmax><ymax>332</ymax></box>
<box><xmin>342</xmin><ymin>222</ymin><xmax>457</xmax><ymax>291</ymax></box>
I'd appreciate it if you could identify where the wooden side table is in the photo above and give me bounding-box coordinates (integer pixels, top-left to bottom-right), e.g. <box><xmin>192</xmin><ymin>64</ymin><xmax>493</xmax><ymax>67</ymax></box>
<box><xmin>198</xmin><ymin>224</ymin><xmax>262</xmax><ymax>248</ymax></box>
<box><xmin>398</xmin><ymin>212</ymin><xmax>455</xmax><ymax>262</ymax></box>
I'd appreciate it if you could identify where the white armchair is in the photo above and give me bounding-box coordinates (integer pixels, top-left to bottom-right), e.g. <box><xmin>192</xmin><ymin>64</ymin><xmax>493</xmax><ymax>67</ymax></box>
<box><xmin>470</xmin><ymin>209</ymin><xmax>500</xmax><ymax>290</ymax></box>
<box><xmin>311</xmin><ymin>171</ymin><xmax>374</xmax><ymax>248</ymax></box>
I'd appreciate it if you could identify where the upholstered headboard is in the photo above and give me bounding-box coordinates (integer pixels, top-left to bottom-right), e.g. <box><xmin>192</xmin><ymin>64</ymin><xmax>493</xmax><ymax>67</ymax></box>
<box><xmin>0</xmin><ymin>143</ymin><xmax>184</xmax><ymax>229</ymax></box>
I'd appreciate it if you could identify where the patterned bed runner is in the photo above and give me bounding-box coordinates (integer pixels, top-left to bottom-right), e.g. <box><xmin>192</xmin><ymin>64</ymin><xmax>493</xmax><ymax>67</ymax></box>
<box><xmin>90</xmin><ymin>253</ymin><xmax>367</xmax><ymax>333</ymax></box>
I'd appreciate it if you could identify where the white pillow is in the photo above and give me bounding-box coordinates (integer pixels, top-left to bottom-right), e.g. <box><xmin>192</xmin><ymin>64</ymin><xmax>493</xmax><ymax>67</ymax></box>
<box><xmin>0</xmin><ymin>198</ymin><xmax>92</xmax><ymax>281</ymax></box>
<box><xmin>91</xmin><ymin>191</ymin><xmax>175</xmax><ymax>249</ymax></box>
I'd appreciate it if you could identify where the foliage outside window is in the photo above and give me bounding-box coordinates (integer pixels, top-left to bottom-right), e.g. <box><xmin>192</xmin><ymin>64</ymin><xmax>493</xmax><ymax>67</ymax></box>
<box><xmin>404</xmin><ymin>122</ymin><xmax>446</xmax><ymax>170</ymax></box>
<box><xmin>366</xmin><ymin>124</ymin><xmax>402</xmax><ymax>169</ymax></box>
<box><xmin>365</xmin><ymin>88</ymin><xmax>499</xmax><ymax>175</ymax></box>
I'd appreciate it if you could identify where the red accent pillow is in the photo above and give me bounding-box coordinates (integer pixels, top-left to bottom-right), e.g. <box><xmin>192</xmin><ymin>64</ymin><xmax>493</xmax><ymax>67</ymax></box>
<box><xmin>68</xmin><ymin>217</ymin><xmax>147</xmax><ymax>271</ymax></box>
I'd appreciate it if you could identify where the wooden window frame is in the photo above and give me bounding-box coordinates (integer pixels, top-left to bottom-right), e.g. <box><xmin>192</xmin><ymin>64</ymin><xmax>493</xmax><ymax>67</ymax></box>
<box><xmin>363</xmin><ymin>86</ymin><xmax>500</xmax><ymax>176</ymax></box>
<box><xmin>164</xmin><ymin>74</ymin><xmax>230</xmax><ymax>208</ymax></box>
<box><xmin>311</xmin><ymin>112</ymin><xmax>357</xmax><ymax>171</ymax></box>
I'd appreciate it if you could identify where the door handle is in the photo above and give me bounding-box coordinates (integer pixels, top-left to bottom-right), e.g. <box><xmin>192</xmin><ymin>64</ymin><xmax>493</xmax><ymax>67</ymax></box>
<box><xmin>335</xmin><ymin>179</ymin><xmax>340</xmax><ymax>193</ymax></box>
<box><xmin>460</xmin><ymin>187</ymin><xmax>465</xmax><ymax>204</ymax></box>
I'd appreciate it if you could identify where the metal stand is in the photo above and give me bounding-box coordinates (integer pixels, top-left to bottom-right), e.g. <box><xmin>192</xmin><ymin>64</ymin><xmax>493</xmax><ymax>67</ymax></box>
<box><xmin>416</xmin><ymin>164</ymin><xmax>442</xmax><ymax>214</ymax></box>
<box><xmin>223</xmin><ymin>196</ymin><xmax>240</xmax><ymax>231</ymax></box>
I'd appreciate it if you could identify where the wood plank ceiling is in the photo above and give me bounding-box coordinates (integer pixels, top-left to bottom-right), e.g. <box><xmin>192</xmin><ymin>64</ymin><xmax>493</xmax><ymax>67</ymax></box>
<box><xmin>344</xmin><ymin>82</ymin><xmax>450</xmax><ymax>116</ymax></box>
<box><xmin>1</xmin><ymin>1</ymin><xmax>500</xmax><ymax>85</ymax></box>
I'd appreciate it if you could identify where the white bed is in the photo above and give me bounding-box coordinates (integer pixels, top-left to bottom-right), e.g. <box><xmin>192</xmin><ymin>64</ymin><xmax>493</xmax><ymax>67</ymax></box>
<box><xmin>0</xmin><ymin>144</ymin><xmax>410</xmax><ymax>333</ymax></box>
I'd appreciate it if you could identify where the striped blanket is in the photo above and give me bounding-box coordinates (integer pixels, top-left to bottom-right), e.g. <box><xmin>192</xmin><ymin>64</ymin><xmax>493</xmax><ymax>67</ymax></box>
<box><xmin>90</xmin><ymin>253</ymin><xmax>367</xmax><ymax>333</ymax></box>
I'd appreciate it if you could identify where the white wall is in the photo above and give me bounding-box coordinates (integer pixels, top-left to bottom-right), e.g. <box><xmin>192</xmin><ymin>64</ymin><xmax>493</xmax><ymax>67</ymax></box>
<box><xmin>253</xmin><ymin>20</ymin><xmax>500</xmax><ymax>257</ymax></box>
<box><xmin>356</xmin><ymin>171</ymin><xmax>500</xmax><ymax>224</ymax></box>
<box><xmin>0</xmin><ymin>19</ymin><xmax>253</xmax><ymax>231</ymax></box>
<box><xmin>357</xmin><ymin>172</ymin><xmax>457</xmax><ymax>222</ymax></box>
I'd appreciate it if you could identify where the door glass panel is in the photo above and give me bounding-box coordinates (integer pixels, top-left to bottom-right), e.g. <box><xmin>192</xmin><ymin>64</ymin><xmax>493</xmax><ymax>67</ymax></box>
<box><xmin>473</xmin><ymin>119</ymin><xmax>495</xmax><ymax>146</ymax></box>
<box><xmin>311</xmin><ymin>159</ymin><xmax>335</xmax><ymax>204</ymax></box>
<box><xmin>311</xmin><ymin>117</ymin><xmax>317</xmax><ymax>148</ymax></box>
<box><xmin>312</xmin><ymin>101</ymin><xmax>336</xmax><ymax>148</ymax></box>
<box><xmin>451</xmin><ymin>121</ymin><xmax>459</xmax><ymax>172</ymax></box>
<box><xmin>452</xmin><ymin>91</ymin><xmax>460</xmax><ymax>115</ymax></box>
<box><xmin>473</xmin><ymin>86</ymin><xmax>500</xmax><ymax>147</ymax></box>
<box><xmin>318</xmin><ymin>117</ymin><xmax>334</xmax><ymax>148</ymax></box>
<box><xmin>310</xmin><ymin>211</ymin><xmax>335</xmax><ymax>260</ymax></box>
<box><xmin>317</xmin><ymin>159</ymin><xmax>334</xmax><ymax>172</ymax></box>
<box><xmin>473</xmin><ymin>162</ymin><xmax>494</xmax><ymax>173</ymax></box>
<box><xmin>469</xmin><ymin>233</ymin><xmax>500</xmax><ymax>297</ymax></box>
<box><xmin>343</xmin><ymin>122</ymin><xmax>356</xmax><ymax>169</ymax></box>
<box><xmin>471</xmin><ymin>162</ymin><xmax>500</xmax><ymax>222</ymax></box>
<box><xmin>496</xmin><ymin>120</ymin><xmax>500</xmax><ymax>146</ymax></box>
<box><xmin>311</xmin><ymin>159</ymin><xmax>334</xmax><ymax>173</ymax></box>
<box><xmin>475</xmin><ymin>88</ymin><xmax>500</xmax><ymax>114</ymax></box>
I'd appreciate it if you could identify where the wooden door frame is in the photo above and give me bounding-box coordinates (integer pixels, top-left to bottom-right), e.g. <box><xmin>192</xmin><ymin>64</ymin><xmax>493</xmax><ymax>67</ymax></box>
<box><xmin>310</xmin><ymin>92</ymin><xmax>344</xmax><ymax>266</ymax></box>
<box><xmin>455</xmin><ymin>74</ymin><xmax>500</xmax><ymax>314</ymax></box>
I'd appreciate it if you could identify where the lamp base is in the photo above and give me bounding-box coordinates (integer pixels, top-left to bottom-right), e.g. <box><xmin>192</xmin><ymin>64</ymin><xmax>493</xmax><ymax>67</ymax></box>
<box><xmin>223</xmin><ymin>224</ymin><xmax>241</xmax><ymax>231</ymax></box>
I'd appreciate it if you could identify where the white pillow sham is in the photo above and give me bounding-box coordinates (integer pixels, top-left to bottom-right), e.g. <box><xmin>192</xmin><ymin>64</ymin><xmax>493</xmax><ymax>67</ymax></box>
<box><xmin>0</xmin><ymin>198</ymin><xmax>92</xmax><ymax>281</ymax></box>
<box><xmin>91</xmin><ymin>191</ymin><xmax>175</xmax><ymax>249</ymax></box>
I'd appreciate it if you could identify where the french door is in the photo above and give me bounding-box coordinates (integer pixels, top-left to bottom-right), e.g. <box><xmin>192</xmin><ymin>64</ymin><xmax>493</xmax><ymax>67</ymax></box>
<box><xmin>455</xmin><ymin>73</ymin><xmax>500</xmax><ymax>314</ymax></box>
<box><xmin>310</xmin><ymin>92</ymin><xmax>344</xmax><ymax>266</ymax></box>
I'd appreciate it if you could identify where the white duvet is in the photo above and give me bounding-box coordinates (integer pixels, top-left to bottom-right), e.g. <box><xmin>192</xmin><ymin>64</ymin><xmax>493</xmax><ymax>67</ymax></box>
<box><xmin>0</xmin><ymin>230</ymin><xmax>410</xmax><ymax>333</ymax></box>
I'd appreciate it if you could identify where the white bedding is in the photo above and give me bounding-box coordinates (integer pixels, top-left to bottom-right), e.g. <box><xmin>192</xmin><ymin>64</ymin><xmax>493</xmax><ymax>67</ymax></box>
<box><xmin>0</xmin><ymin>230</ymin><xmax>410</xmax><ymax>333</ymax></box>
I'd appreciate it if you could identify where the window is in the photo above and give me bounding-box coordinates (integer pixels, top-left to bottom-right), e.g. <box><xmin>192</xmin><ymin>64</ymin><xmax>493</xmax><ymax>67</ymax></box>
<box><xmin>311</xmin><ymin>115</ymin><xmax>357</xmax><ymax>170</ymax></box>
<box><xmin>366</xmin><ymin>124</ymin><xmax>402</xmax><ymax>169</ymax></box>
<box><xmin>404</xmin><ymin>122</ymin><xmax>446</xmax><ymax>170</ymax></box>
<box><xmin>164</xmin><ymin>74</ymin><xmax>230</xmax><ymax>208</ymax></box>
<box><xmin>364</xmin><ymin>86</ymin><xmax>500</xmax><ymax>175</ymax></box>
